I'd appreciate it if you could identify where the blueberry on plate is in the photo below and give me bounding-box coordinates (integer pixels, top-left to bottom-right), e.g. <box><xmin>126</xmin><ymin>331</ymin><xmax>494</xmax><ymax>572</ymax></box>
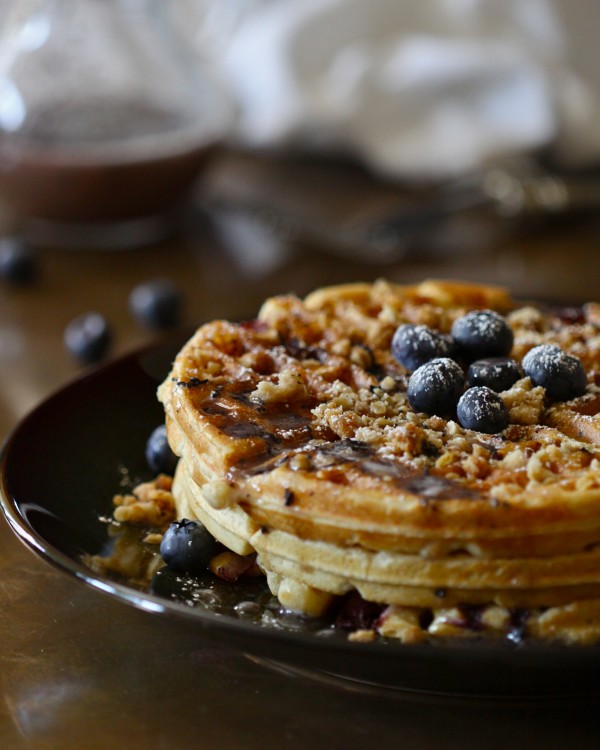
<box><xmin>457</xmin><ymin>386</ymin><xmax>509</xmax><ymax>434</ymax></box>
<box><xmin>522</xmin><ymin>344</ymin><xmax>586</xmax><ymax>401</ymax></box>
<box><xmin>467</xmin><ymin>357</ymin><xmax>522</xmax><ymax>392</ymax></box>
<box><xmin>391</xmin><ymin>324</ymin><xmax>453</xmax><ymax>371</ymax></box>
<box><xmin>129</xmin><ymin>279</ymin><xmax>182</xmax><ymax>329</ymax></box>
<box><xmin>160</xmin><ymin>519</ymin><xmax>220</xmax><ymax>574</ymax></box>
<box><xmin>145</xmin><ymin>424</ymin><xmax>178</xmax><ymax>474</ymax></box>
<box><xmin>407</xmin><ymin>357</ymin><xmax>465</xmax><ymax>416</ymax></box>
<box><xmin>64</xmin><ymin>312</ymin><xmax>112</xmax><ymax>364</ymax></box>
<box><xmin>0</xmin><ymin>236</ymin><xmax>38</xmax><ymax>285</ymax></box>
<box><xmin>451</xmin><ymin>310</ymin><xmax>513</xmax><ymax>362</ymax></box>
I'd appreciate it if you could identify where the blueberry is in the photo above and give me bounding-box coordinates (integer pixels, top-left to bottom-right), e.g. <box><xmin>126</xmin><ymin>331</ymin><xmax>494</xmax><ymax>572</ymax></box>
<box><xmin>522</xmin><ymin>344</ymin><xmax>586</xmax><ymax>401</ymax></box>
<box><xmin>451</xmin><ymin>310</ymin><xmax>513</xmax><ymax>362</ymax></box>
<box><xmin>391</xmin><ymin>324</ymin><xmax>453</xmax><ymax>371</ymax></box>
<box><xmin>0</xmin><ymin>236</ymin><xmax>38</xmax><ymax>285</ymax></box>
<box><xmin>129</xmin><ymin>279</ymin><xmax>182</xmax><ymax>329</ymax></box>
<box><xmin>160</xmin><ymin>518</ymin><xmax>220</xmax><ymax>574</ymax></box>
<box><xmin>407</xmin><ymin>358</ymin><xmax>465</xmax><ymax>416</ymax></box>
<box><xmin>64</xmin><ymin>312</ymin><xmax>112</xmax><ymax>364</ymax></box>
<box><xmin>457</xmin><ymin>386</ymin><xmax>509</xmax><ymax>434</ymax></box>
<box><xmin>467</xmin><ymin>357</ymin><xmax>522</xmax><ymax>392</ymax></box>
<box><xmin>145</xmin><ymin>424</ymin><xmax>178</xmax><ymax>474</ymax></box>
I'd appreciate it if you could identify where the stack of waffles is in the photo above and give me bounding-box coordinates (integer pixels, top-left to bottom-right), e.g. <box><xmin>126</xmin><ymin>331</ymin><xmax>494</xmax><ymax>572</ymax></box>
<box><xmin>158</xmin><ymin>280</ymin><xmax>600</xmax><ymax>644</ymax></box>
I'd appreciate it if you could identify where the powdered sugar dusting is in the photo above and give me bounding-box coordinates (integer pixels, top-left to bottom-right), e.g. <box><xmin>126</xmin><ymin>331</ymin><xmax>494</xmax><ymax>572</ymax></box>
<box><xmin>411</xmin><ymin>357</ymin><xmax>463</xmax><ymax>391</ymax></box>
<box><xmin>392</xmin><ymin>323</ymin><xmax>452</xmax><ymax>371</ymax></box>
<box><xmin>407</xmin><ymin>357</ymin><xmax>465</xmax><ymax>416</ymax></box>
<box><xmin>451</xmin><ymin>309</ymin><xmax>513</xmax><ymax>358</ymax></box>
<box><xmin>522</xmin><ymin>343</ymin><xmax>587</xmax><ymax>401</ymax></box>
<box><xmin>457</xmin><ymin>386</ymin><xmax>508</xmax><ymax>433</ymax></box>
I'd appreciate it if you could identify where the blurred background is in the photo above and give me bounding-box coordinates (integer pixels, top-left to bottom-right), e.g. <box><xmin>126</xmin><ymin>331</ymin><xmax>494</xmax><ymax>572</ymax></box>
<box><xmin>181</xmin><ymin>0</ymin><xmax>600</xmax><ymax>176</ymax></box>
<box><xmin>0</xmin><ymin>0</ymin><xmax>598</xmax><ymax>423</ymax></box>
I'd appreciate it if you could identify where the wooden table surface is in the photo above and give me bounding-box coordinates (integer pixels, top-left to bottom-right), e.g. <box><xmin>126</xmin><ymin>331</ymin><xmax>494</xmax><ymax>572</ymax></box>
<box><xmin>1</xmin><ymin>149</ymin><xmax>599</xmax><ymax>748</ymax></box>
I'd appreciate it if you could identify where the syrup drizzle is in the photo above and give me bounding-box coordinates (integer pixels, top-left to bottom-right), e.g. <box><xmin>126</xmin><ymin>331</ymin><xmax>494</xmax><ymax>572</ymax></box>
<box><xmin>180</xmin><ymin>381</ymin><xmax>482</xmax><ymax>501</ymax></box>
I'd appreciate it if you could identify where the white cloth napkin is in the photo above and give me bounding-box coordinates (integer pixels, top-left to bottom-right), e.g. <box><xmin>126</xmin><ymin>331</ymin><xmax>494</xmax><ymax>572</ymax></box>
<box><xmin>183</xmin><ymin>0</ymin><xmax>600</xmax><ymax>179</ymax></box>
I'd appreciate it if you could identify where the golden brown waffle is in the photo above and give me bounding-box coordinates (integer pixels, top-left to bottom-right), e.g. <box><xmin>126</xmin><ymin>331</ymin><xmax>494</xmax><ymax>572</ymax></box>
<box><xmin>158</xmin><ymin>279</ymin><xmax>600</xmax><ymax>644</ymax></box>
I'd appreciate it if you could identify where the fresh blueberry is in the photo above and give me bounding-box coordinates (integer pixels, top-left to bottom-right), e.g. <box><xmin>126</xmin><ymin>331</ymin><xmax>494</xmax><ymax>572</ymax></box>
<box><xmin>522</xmin><ymin>344</ymin><xmax>586</xmax><ymax>401</ymax></box>
<box><xmin>64</xmin><ymin>312</ymin><xmax>112</xmax><ymax>364</ymax></box>
<box><xmin>145</xmin><ymin>424</ymin><xmax>178</xmax><ymax>474</ymax></box>
<box><xmin>160</xmin><ymin>518</ymin><xmax>220</xmax><ymax>574</ymax></box>
<box><xmin>451</xmin><ymin>310</ymin><xmax>513</xmax><ymax>362</ymax></box>
<box><xmin>0</xmin><ymin>236</ymin><xmax>38</xmax><ymax>285</ymax></box>
<box><xmin>391</xmin><ymin>324</ymin><xmax>453</xmax><ymax>371</ymax></box>
<box><xmin>407</xmin><ymin>358</ymin><xmax>465</xmax><ymax>416</ymax></box>
<box><xmin>129</xmin><ymin>279</ymin><xmax>182</xmax><ymax>329</ymax></box>
<box><xmin>457</xmin><ymin>386</ymin><xmax>509</xmax><ymax>433</ymax></box>
<box><xmin>467</xmin><ymin>357</ymin><xmax>522</xmax><ymax>392</ymax></box>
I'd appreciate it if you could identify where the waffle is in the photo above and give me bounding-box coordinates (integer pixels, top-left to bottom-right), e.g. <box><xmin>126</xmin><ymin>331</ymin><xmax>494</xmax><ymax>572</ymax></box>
<box><xmin>158</xmin><ymin>280</ymin><xmax>600</xmax><ymax>644</ymax></box>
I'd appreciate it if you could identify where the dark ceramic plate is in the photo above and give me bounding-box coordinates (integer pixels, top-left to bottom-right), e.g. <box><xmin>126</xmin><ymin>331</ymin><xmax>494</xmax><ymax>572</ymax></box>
<box><xmin>1</xmin><ymin>335</ymin><xmax>600</xmax><ymax>698</ymax></box>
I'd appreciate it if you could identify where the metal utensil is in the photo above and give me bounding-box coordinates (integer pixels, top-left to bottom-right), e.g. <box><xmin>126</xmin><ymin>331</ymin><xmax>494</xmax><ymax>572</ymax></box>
<box><xmin>204</xmin><ymin>161</ymin><xmax>600</xmax><ymax>264</ymax></box>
